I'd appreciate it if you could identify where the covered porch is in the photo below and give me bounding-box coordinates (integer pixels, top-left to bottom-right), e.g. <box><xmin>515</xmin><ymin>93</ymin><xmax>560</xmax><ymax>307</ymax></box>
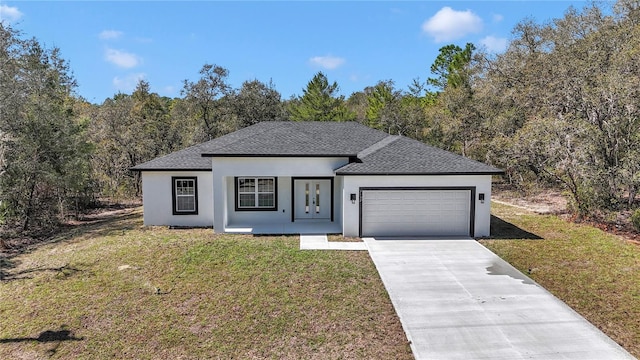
<box><xmin>214</xmin><ymin>172</ymin><xmax>345</xmax><ymax>235</ymax></box>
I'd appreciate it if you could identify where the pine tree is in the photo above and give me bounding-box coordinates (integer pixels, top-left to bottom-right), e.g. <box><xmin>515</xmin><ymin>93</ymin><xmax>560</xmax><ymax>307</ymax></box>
<box><xmin>288</xmin><ymin>72</ymin><xmax>355</xmax><ymax>121</ymax></box>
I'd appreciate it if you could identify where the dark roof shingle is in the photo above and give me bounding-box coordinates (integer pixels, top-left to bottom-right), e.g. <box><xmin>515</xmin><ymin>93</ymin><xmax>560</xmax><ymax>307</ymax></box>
<box><xmin>131</xmin><ymin>121</ymin><xmax>503</xmax><ymax>175</ymax></box>
<box><xmin>129</xmin><ymin>143</ymin><xmax>212</xmax><ymax>171</ymax></box>
<box><xmin>335</xmin><ymin>136</ymin><xmax>503</xmax><ymax>175</ymax></box>
<box><xmin>199</xmin><ymin>121</ymin><xmax>388</xmax><ymax>156</ymax></box>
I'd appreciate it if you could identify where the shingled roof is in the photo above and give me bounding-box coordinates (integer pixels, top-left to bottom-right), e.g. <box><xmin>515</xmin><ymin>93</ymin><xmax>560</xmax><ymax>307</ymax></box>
<box><xmin>335</xmin><ymin>136</ymin><xmax>503</xmax><ymax>175</ymax></box>
<box><xmin>131</xmin><ymin>121</ymin><xmax>503</xmax><ymax>175</ymax></box>
<box><xmin>198</xmin><ymin>121</ymin><xmax>388</xmax><ymax>157</ymax></box>
<box><xmin>129</xmin><ymin>143</ymin><xmax>212</xmax><ymax>171</ymax></box>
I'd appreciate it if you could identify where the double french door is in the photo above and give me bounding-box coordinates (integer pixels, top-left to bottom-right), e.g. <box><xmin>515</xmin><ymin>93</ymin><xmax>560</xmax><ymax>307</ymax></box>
<box><xmin>294</xmin><ymin>179</ymin><xmax>331</xmax><ymax>220</ymax></box>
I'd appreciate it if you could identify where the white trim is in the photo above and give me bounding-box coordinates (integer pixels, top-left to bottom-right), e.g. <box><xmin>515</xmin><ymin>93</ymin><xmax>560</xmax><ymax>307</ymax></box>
<box><xmin>174</xmin><ymin>178</ymin><xmax>196</xmax><ymax>213</ymax></box>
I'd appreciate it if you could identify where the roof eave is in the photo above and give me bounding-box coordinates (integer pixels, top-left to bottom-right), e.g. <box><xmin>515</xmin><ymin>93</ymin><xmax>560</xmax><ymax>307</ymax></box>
<box><xmin>335</xmin><ymin>171</ymin><xmax>505</xmax><ymax>176</ymax></box>
<box><xmin>130</xmin><ymin>167</ymin><xmax>212</xmax><ymax>172</ymax></box>
<box><xmin>201</xmin><ymin>153</ymin><xmax>357</xmax><ymax>158</ymax></box>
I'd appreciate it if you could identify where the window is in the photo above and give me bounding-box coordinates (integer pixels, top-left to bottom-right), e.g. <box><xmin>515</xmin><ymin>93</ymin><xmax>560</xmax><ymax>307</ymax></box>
<box><xmin>236</xmin><ymin>177</ymin><xmax>277</xmax><ymax>211</ymax></box>
<box><xmin>172</xmin><ymin>177</ymin><xmax>198</xmax><ymax>215</ymax></box>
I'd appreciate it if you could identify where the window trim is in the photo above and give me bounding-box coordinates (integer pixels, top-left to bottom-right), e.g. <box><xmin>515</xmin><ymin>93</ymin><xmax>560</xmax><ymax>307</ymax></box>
<box><xmin>172</xmin><ymin>176</ymin><xmax>198</xmax><ymax>215</ymax></box>
<box><xmin>235</xmin><ymin>177</ymin><xmax>278</xmax><ymax>211</ymax></box>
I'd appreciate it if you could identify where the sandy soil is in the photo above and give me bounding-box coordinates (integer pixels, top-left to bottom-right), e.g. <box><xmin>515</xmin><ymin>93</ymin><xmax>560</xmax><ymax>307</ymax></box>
<box><xmin>492</xmin><ymin>189</ymin><xmax>568</xmax><ymax>215</ymax></box>
<box><xmin>493</xmin><ymin>188</ymin><xmax>640</xmax><ymax>244</ymax></box>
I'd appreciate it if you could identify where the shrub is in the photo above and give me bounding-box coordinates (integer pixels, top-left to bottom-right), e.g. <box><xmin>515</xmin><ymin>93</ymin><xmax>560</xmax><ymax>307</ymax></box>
<box><xmin>632</xmin><ymin>209</ymin><xmax>640</xmax><ymax>232</ymax></box>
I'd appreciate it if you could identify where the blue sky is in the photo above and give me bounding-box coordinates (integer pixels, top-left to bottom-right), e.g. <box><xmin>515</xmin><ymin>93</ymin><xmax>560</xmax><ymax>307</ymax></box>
<box><xmin>1</xmin><ymin>1</ymin><xmax>589</xmax><ymax>104</ymax></box>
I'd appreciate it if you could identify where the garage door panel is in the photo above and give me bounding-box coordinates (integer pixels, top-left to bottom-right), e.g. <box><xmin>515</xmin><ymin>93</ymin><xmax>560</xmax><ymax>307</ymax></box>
<box><xmin>361</xmin><ymin>189</ymin><xmax>471</xmax><ymax>237</ymax></box>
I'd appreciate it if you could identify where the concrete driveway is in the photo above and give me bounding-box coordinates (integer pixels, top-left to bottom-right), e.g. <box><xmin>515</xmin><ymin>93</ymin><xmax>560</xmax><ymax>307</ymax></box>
<box><xmin>364</xmin><ymin>238</ymin><xmax>634</xmax><ymax>360</ymax></box>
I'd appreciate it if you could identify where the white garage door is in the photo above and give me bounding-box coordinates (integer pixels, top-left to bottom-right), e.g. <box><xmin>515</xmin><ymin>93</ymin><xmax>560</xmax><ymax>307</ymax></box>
<box><xmin>361</xmin><ymin>189</ymin><xmax>472</xmax><ymax>237</ymax></box>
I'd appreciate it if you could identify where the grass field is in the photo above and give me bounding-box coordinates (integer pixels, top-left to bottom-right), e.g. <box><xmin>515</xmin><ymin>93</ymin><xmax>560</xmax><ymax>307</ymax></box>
<box><xmin>2</xmin><ymin>203</ymin><xmax>638</xmax><ymax>359</ymax></box>
<box><xmin>0</xmin><ymin>208</ymin><xmax>411</xmax><ymax>359</ymax></box>
<box><xmin>481</xmin><ymin>202</ymin><xmax>640</xmax><ymax>358</ymax></box>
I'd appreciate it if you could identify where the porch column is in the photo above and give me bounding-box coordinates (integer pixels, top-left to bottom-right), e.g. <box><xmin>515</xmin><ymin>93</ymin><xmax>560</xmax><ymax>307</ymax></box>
<box><xmin>212</xmin><ymin>174</ymin><xmax>227</xmax><ymax>233</ymax></box>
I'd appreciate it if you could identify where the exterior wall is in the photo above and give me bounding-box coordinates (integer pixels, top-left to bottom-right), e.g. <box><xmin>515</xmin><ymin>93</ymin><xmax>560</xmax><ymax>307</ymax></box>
<box><xmin>225</xmin><ymin>176</ymin><xmax>292</xmax><ymax>226</ymax></box>
<box><xmin>342</xmin><ymin>175</ymin><xmax>493</xmax><ymax>238</ymax></box>
<box><xmin>211</xmin><ymin>157</ymin><xmax>348</xmax><ymax>232</ymax></box>
<box><xmin>140</xmin><ymin>171</ymin><xmax>214</xmax><ymax>227</ymax></box>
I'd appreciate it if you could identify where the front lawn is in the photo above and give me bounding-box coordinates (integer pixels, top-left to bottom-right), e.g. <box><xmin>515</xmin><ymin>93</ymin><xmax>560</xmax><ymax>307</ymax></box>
<box><xmin>0</xmin><ymin>208</ymin><xmax>411</xmax><ymax>359</ymax></box>
<box><xmin>481</xmin><ymin>202</ymin><xmax>640</xmax><ymax>358</ymax></box>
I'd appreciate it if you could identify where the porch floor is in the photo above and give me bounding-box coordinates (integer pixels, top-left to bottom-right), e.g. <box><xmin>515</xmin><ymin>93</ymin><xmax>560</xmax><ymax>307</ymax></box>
<box><xmin>225</xmin><ymin>220</ymin><xmax>342</xmax><ymax>235</ymax></box>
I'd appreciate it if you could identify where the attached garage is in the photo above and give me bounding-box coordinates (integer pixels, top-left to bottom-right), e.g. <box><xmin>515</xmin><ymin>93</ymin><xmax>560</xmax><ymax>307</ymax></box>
<box><xmin>335</xmin><ymin>134</ymin><xmax>502</xmax><ymax>238</ymax></box>
<box><xmin>360</xmin><ymin>188</ymin><xmax>474</xmax><ymax>237</ymax></box>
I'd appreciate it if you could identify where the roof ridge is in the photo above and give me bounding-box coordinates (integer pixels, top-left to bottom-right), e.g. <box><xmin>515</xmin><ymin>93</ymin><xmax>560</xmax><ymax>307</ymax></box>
<box><xmin>357</xmin><ymin>135</ymin><xmax>401</xmax><ymax>158</ymax></box>
<box><xmin>201</xmin><ymin>121</ymin><xmax>289</xmax><ymax>155</ymax></box>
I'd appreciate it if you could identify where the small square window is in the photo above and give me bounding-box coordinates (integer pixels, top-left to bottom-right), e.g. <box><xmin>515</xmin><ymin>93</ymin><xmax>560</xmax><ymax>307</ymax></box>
<box><xmin>239</xmin><ymin>193</ymin><xmax>256</xmax><ymax>207</ymax></box>
<box><xmin>258</xmin><ymin>178</ymin><xmax>274</xmax><ymax>192</ymax></box>
<box><xmin>258</xmin><ymin>193</ymin><xmax>274</xmax><ymax>207</ymax></box>
<box><xmin>238</xmin><ymin>178</ymin><xmax>255</xmax><ymax>192</ymax></box>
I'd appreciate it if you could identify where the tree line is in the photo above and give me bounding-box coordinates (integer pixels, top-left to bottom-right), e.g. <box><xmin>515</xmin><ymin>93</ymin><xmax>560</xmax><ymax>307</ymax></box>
<box><xmin>1</xmin><ymin>0</ymin><xmax>639</xmax><ymax>236</ymax></box>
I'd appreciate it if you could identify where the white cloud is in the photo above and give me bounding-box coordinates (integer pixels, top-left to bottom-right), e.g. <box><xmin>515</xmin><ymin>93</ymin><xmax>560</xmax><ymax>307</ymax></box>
<box><xmin>492</xmin><ymin>14</ymin><xmax>504</xmax><ymax>23</ymax></box>
<box><xmin>422</xmin><ymin>7</ymin><xmax>483</xmax><ymax>42</ymax></box>
<box><xmin>480</xmin><ymin>35</ymin><xmax>508</xmax><ymax>53</ymax></box>
<box><xmin>99</xmin><ymin>30</ymin><xmax>123</xmax><ymax>40</ymax></box>
<box><xmin>105</xmin><ymin>48</ymin><xmax>141</xmax><ymax>68</ymax></box>
<box><xmin>0</xmin><ymin>4</ymin><xmax>23</xmax><ymax>24</ymax></box>
<box><xmin>309</xmin><ymin>55</ymin><xmax>346</xmax><ymax>70</ymax></box>
<box><xmin>113</xmin><ymin>73</ymin><xmax>146</xmax><ymax>93</ymax></box>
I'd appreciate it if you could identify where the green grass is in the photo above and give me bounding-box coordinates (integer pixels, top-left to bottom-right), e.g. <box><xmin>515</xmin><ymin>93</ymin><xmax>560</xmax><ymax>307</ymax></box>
<box><xmin>6</xmin><ymin>203</ymin><xmax>635</xmax><ymax>358</ymax></box>
<box><xmin>481</xmin><ymin>202</ymin><xmax>640</xmax><ymax>358</ymax></box>
<box><xmin>0</xmin><ymin>208</ymin><xmax>411</xmax><ymax>359</ymax></box>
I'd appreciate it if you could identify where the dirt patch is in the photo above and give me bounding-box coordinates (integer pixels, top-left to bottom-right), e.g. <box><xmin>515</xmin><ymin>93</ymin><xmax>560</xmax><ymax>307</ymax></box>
<box><xmin>492</xmin><ymin>188</ymin><xmax>568</xmax><ymax>215</ymax></box>
<box><xmin>65</xmin><ymin>201</ymin><xmax>141</xmax><ymax>226</ymax></box>
<box><xmin>493</xmin><ymin>188</ymin><xmax>640</xmax><ymax>245</ymax></box>
<box><xmin>327</xmin><ymin>234</ymin><xmax>362</xmax><ymax>242</ymax></box>
<box><xmin>1</xmin><ymin>203</ymin><xmax>141</xmax><ymax>257</ymax></box>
